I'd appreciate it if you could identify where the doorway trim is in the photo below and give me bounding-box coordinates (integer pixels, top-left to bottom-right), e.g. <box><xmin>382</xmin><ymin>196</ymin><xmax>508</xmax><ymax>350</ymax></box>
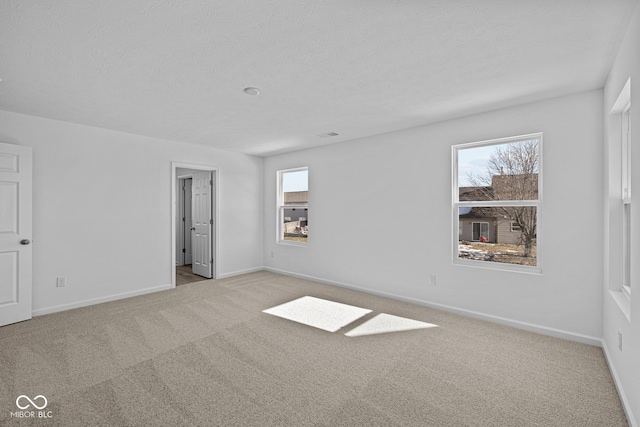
<box><xmin>171</xmin><ymin>161</ymin><xmax>219</xmax><ymax>288</ymax></box>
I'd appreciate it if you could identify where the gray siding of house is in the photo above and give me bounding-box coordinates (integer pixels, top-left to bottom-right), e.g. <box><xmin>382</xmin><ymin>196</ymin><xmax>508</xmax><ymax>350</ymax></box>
<box><xmin>283</xmin><ymin>191</ymin><xmax>308</xmax><ymax>204</ymax></box>
<box><xmin>496</xmin><ymin>219</ymin><xmax>522</xmax><ymax>244</ymax></box>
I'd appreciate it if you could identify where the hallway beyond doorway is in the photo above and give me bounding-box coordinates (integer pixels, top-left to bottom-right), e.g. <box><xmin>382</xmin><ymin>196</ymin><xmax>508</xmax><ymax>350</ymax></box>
<box><xmin>176</xmin><ymin>265</ymin><xmax>208</xmax><ymax>286</ymax></box>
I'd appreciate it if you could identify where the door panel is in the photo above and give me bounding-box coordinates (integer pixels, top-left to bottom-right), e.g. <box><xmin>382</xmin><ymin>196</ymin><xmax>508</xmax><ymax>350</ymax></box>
<box><xmin>0</xmin><ymin>143</ymin><xmax>32</xmax><ymax>327</ymax></box>
<box><xmin>0</xmin><ymin>252</ymin><xmax>17</xmax><ymax>303</ymax></box>
<box><xmin>481</xmin><ymin>223</ymin><xmax>489</xmax><ymax>240</ymax></box>
<box><xmin>192</xmin><ymin>171</ymin><xmax>212</xmax><ymax>278</ymax></box>
<box><xmin>0</xmin><ymin>182</ymin><xmax>18</xmax><ymax>233</ymax></box>
<box><xmin>472</xmin><ymin>223</ymin><xmax>480</xmax><ymax>241</ymax></box>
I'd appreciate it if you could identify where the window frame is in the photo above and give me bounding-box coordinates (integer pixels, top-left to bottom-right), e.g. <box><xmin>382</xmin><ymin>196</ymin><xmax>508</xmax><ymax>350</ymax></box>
<box><xmin>452</xmin><ymin>133</ymin><xmax>543</xmax><ymax>274</ymax></box>
<box><xmin>277</xmin><ymin>166</ymin><xmax>309</xmax><ymax>246</ymax></box>
<box><xmin>622</xmin><ymin>203</ymin><xmax>631</xmax><ymax>297</ymax></box>
<box><xmin>622</xmin><ymin>103</ymin><xmax>631</xmax><ymax>297</ymax></box>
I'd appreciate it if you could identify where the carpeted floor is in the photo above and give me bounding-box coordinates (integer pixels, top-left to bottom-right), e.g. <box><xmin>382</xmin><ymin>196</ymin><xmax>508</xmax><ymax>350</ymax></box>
<box><xmin>0</xmin><ymin>271</ymin><xmax>628</xmax><ymax>426</ymax></box>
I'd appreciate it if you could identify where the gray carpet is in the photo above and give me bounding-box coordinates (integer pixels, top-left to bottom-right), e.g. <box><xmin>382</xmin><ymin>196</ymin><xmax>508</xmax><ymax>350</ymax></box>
<box><xmin>0</xmin><ymin>271</ymin><xmax>628</xmax><ymax>426</ymax></box>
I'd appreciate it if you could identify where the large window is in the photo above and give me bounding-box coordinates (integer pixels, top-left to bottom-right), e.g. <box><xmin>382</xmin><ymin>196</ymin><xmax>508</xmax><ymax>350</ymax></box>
<box><xmin>453</xmin><ymin>134</ymin><xmax>542</xmax><ymax>272</ymax></box>
<box><xmin>622</xmin><ymin>103</ymin><xmax>631</xmax><ymax>296</ymax></box>
<box><xmin>277</xmin><ymin>167</ymin><xmax>308</xmax><ymax>245</ymax></box>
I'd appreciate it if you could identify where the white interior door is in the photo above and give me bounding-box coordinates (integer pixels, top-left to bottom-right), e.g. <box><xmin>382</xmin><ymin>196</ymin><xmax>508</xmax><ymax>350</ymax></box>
<box><xmin>176</xmin><ymin>178</ymin><xmax>184</xmax><ymax>266</ymax></box>
<box><xmin>0</xmin><ymin>143</ymin><xmax>32</xmax><ymax>327</ymax></box>
<box><xmin>192</xmin><ymin>171</ymin><xmax>212</xmax><ymax>278</ymax></box>
<box><xmin>184</xmin><ymin>178</ymin><xmax>193</xmax><ymax>265</ymax></box>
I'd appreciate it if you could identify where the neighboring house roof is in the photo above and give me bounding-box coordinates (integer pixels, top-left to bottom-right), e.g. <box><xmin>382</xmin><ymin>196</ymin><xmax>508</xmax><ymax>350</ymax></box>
<box><xmin>459</xmin><ymin>186</ymin><xmax>494</xmax><ymax>201</ymax></box>
<box><xmin>459</xmin><ymin>173</ymin><xmax>538</xmax><ymax>220</ymax></box>
<box><xmin>458</xmin><ymin>207</ymin><xmax>501</xmax><ymax>219</ymax></box>
<box><xmin>459</xmin><ymin>186</ymin><xmax>494</xmax><ymax>219</ymax></box>
<box><xmin>460</xmin><ymin>174</ymin><xmax>538</xmax><ymax>202</ymax></box>
<box><xmin>284</xmin><ymin>191</ymin><xmax>308</xmax><ymax>204</ymax></box>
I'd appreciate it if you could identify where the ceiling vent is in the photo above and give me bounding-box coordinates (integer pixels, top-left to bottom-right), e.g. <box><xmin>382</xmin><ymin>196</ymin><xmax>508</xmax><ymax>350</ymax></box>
<box><xmin>317</xmin><ymin>132</ymin><xmax>339</xmax><ymax>138</ymax></box>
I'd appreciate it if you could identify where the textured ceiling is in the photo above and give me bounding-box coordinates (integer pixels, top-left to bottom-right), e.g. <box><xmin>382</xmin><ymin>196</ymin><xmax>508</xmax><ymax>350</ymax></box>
<box><xmin>0</xmin><ymin>1</ymin><xmax>636</xmax><ymax>156</ymax></box>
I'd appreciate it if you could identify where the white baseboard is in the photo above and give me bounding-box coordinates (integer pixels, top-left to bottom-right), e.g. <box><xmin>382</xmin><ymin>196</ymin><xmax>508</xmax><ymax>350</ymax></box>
<box><xmin>264</xmin><ymin>267</ymin><xmax>602</xmax><ymax>347</ymax></box>
<box><xmin>602</xmin><ymin>340</ymin><xmax>637</xmax><ymax>427</ymax></box>
<box><xmin>32</xmin><ymin>284</ymin><xmax>172</xmax><ymax>317</ymax></box>
<box><xmin>32</xmin><ymin>265</ymin><xmax>263</xmax><ymax>316</ymax></box>
<box><xmin>217</xmin><ymin>266</ymin><xmax>264</xmax><ymax>279</ymax></box>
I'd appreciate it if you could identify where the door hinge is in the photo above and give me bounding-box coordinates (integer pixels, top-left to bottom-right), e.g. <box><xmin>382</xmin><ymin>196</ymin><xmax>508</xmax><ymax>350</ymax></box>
<box><xmin>182</xmin><ymin>248</ymin><xmax>185</xmax><ymax>253</ymax></box>
<box><xmin>210</xmin><ymin>219</ymin><xmax>213</xmax><ymax>224</ymax></box>
<box><xmin>182</xmin><ymin>217</ymin><xmax>185</xmax><ymax>222</ymax></box>
<box><xmin>210</xmin><ymin>180</ymin><xmax>213</xmax><ymax>185</ymax></box>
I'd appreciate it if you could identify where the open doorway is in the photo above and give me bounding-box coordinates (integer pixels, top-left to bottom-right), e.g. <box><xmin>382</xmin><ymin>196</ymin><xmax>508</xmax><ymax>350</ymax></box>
<box><xmin>176</xmin><ymin>176</ymin><xmax>204</xmax><ymax>286</ymax></box>
<box><xmin>171</xmin><ymin>162</ymin><xmax>219</xmax><ymax>288</ymax></box>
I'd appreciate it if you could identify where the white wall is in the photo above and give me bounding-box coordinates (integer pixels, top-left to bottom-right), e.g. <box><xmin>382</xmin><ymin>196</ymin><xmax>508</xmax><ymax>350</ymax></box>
<box><xmin>0</xmin><ymin>110</ymin><xmax>263</xmax><ymax>314</ymax></box>
<box><xmin>264</xmin><ymin>90</ymin><xmax>604</xmax><ymax>343</ymax></box>
<box><xmin>603</xmin><ymin>2</ymin><xmax>640</xmax><ymax>425</ymax></box>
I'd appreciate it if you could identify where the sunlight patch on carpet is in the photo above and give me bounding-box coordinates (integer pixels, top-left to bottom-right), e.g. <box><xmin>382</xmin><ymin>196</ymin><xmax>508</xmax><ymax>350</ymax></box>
<box><xmin>344</xmin><ymin>313</ymin><xmax>438</xmax><ymax>337</ymax></box>
<box><xmin>262</xmin><ymin>296</ymin><xmax>371</xmax><ymax>332</ymax></box>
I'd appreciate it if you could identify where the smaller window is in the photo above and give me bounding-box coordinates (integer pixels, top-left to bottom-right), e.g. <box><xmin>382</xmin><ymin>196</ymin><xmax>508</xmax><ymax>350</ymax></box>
<box><xmin>278</xmin><ymin>167</ymin><xmax>308</xmax><ymax>245</ymax></box>
<box><xmin>511</xmin><ymin>222</ymin><xmax>521</xmax><ymax>232</ymax></box>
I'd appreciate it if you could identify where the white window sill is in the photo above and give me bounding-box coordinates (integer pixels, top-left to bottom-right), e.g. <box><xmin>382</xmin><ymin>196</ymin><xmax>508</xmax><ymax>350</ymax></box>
<box><xmin>453</xmin><ymin>258</ymin><xmax>542</xmax><ymax>275</ymax></box>
<box><xmin>609</xmin><ymin>290</ymin><xmax>631</xmax><ymax>322</ymax></box>
<box><xmin>277</xmin><ymin>240</ymin><xmax>307</xmax><ymax>247</ymax></box>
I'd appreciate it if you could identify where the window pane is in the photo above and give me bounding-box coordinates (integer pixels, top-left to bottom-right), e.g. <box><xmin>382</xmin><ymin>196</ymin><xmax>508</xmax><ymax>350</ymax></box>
<box><xmin>279</xmin><ymin>168</ymin><xmax>308</xmax><ymax>243</ymax></box>
<box><xmin>458</xmin><ymin>139</ymin><xmax>539</xmax><ymax>201</ymax></box>
<box><xmin>459</xmin><ymin>206</ymin><xmax>537</xmax><ymax>266</ymax></box>
<box><xmin>623</xmin><ymin>203</ymin><xmax>631</xmax><ymax>289</ymax></box>
<box><xmin>282</xmin><ymin>170</ymin><xmax>308</xmax><ymax>204</ymax></box>
<box><xmin>622</xmin><ymin>107</ymin><xmax>631</xmax><ymax>199</ymax></box>
<box><xmin>283</xmin><ymin>207</ymin><xmax>308</xmax><ymax>242</ymax></box>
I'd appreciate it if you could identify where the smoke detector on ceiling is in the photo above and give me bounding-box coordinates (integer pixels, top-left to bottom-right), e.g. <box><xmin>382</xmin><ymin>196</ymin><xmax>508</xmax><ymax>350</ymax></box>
<box><xmin>317</xmin><ymin>132</ymin><xmax>339</xmax><ymax>138</ymax></box>
<box><xmin>243</xmin><ymin>87</ymin><xmax>260</xmax><ymax>96</ymax></box>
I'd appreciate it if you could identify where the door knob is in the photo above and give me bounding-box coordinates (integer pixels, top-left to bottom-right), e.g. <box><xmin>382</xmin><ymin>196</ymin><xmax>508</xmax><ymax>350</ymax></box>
<box><xmin>20</xmin><ymin>239</ymin><xmax>31</xmax><ymax>245</ymax></box>
<box><xmin>191</xmin><ymin>227</ymin><xmax>196</xmax><ymax>231</ymax></box>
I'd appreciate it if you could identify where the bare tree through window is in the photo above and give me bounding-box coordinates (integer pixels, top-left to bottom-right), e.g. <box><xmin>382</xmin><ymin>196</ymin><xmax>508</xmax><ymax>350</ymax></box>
<box><xmin>455</xmin><ymin>135</ymin><xmax>541</xmax><ymax>269</ymax></box>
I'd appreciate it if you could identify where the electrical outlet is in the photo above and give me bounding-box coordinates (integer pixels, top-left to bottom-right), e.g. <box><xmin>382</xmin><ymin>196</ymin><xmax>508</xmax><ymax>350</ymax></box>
<box><xmin>618</xmin><ymin>332</ymin><xmax>623</xmax><ymax>351</ymax></box>
<box><xmin>56</xmin><ymin>277</ymin><xmax>66</xmax><ymax>287</ymax></box>
<box><xmin>428</xmin><ymin>275</ymin><xmax>437</xmax><ymax>285</ymax></box>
